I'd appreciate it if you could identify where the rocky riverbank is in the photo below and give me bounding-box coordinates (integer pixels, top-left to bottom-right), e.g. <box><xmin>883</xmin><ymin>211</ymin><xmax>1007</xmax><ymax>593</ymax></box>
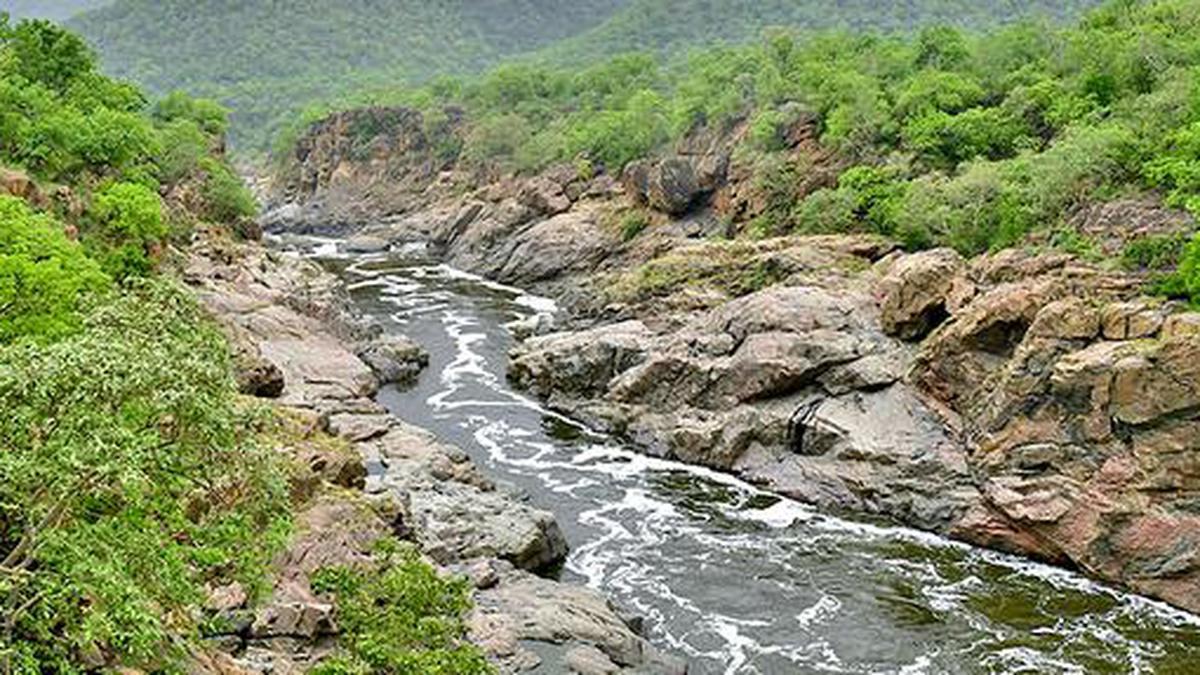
<box><xmin>182</xmin><ymin>229</ymin><xmax>684</xmax><ymax>673</ymax></box>
<box><xmin>258</xmin><ymin>105</ymin><xmax>1200</xmax><ymax>617</ymax></box>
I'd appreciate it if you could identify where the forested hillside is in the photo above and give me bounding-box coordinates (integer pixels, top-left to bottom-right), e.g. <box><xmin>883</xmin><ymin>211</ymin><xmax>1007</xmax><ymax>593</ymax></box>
<box><xmin>0</xmin><ymin>0</ymin><xmax>110</xmax><ymax>21</ymax></box>
<box><xmin>539</xmin><ymin>0</ymin><xmax>1101</xmax><ymax>64</ymax></box>
<box><xmin>69</xmin><ymin>0</ymin><xmax>630</xmax><ymax>149</ymax></box>
<box><xmin>68</xmin><ymin>0</ymin><xmax>1103</xmax><ymax>151</ymax></box>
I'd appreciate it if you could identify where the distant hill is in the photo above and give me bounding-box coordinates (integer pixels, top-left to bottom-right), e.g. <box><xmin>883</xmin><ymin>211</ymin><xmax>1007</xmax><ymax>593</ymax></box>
<box><xmin>68</xmin><ymin>0</ymin><xmax>630</xmax><ymax>149</ymax></box>
<box><xmin>0</xmin><ymin>0</ymin><xmax>110</xmax><ymax>21</ymax></box>
<box><xmin>539</xmin><ymin>0</ymin><xmax>1103</xmax><ymax>64</ymax></box>
<box><xmin>67</xmin><ymin>0</ymin><xmax>1104</xmax><ymax>152</ymax></box>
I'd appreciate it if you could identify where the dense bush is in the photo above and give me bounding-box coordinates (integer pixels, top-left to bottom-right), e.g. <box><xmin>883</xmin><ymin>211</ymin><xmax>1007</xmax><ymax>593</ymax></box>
<box><xmin>0</xmin><ymin>281</ymin><xmax>291</xmax><ymax>672</ymax></box>
<box><xmin>0</xmin><ymin>14</ymin><xmax>254</xmax><ymax>286</ymax></box>
<box><xmin>199</xmin><ymin>156</ymin><xmax>257</xmax><ymax>223</ymax></box>
<box><xmin>0</xmin><ymin>195</ymin><xmax>109</xmax><ymax>343</ymax></box>
<box><xmin>0</xmin><ymin>18</ymin><xmax>286</xmax><ymax>673</ymax></box>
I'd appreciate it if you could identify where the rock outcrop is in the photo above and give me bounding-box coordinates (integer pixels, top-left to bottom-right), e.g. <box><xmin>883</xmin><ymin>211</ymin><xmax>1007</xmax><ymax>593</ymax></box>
<box><xmin>262</xmin><ymin>103</ymin><xmax>1200</xmax><ymax>618</ymax></box>
<box><xmin>511</xmin><ymin>271</ymin><xmax>978</xmax><ymax>534</ymax></box>
<box><xmin>186</xmin><ymin>235</ymin><xmax>683</xmax><ymax>673</ymax></box>
<box><xmin>510</xmin><ymin>239</ymin><xmax>1200</xmax><ymax>614</ymax></box>
<box><xmin>897</xmin><ymin>249</ymin><xmax>1200</xmax><ymax>612</ymax></box>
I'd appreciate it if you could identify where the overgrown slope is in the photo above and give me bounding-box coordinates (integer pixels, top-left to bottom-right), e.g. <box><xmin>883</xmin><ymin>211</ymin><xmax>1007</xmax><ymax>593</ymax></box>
<box><xmin>0</xmin><ymin>16</ymin><xmax>489</xmax><ymax>672</ymax></box>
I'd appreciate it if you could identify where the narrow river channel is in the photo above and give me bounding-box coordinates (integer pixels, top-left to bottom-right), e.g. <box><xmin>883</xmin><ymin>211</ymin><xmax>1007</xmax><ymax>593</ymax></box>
<box><xmin>304</xmin><ymin>242</ymin><xmax>1200</xmax><ymax>675</ymax></box>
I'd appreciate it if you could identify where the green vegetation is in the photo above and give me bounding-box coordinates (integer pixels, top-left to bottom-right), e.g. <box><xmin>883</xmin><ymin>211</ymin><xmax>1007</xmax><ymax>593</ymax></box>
<box><xmin>0</xmin><ymin>16</ymin><xmax>487</xmax><ymax>672</ymax></box>
<box><xmin>311</xmin><ymin>542</ymin><xmax>492</xmax><ymax>675</ymax></box>
<box><xmin>619</xmin><ymin>209</ymin><xmax>651</xmax><ymax>241</ymax></box>
<box><xmin>539</xmin><ymin>0</ymin><xmax>1099</xmax><ymax>66</ymax></box>
<box><xmin>69</xmin><ymin>0</ymin><xmax>629</xmax><ymax>150</ymax></box>
<box><xmin>0</xmin><ymin>196</ymin><xmax>108</xmax><ymax>342</ymax></box>
<box><xmin>66</xmin><ymin>1</ymin><xmax>1102</xmax><ymax>152</ymax></box>
<box><xmin>0</xmin><ymin>281</ymin><xmax>291</xmax><ymax>672</ymax></box>
<box><xmin>0</xmin><ymin>15</ymin><xmax>287</xmax><ymax>672</ymax></box>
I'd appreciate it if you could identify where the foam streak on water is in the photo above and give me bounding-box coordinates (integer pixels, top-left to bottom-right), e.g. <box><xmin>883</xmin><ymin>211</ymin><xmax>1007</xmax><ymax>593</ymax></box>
<box><xmin>314</xmin><ymin>248</ymin><xmax>1200</xmax><ymax>675</ymax></box>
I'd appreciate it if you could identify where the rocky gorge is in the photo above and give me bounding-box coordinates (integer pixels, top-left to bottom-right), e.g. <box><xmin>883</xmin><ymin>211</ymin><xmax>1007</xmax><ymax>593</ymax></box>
<box><xmin>255</xmin><ymin>103</ymin><xmax>1200</xmax><ymax>662</ymax></box>
<box><xmin>181</xmin><ymin>228</ymin><xmax>684</xmax><ymax>673</ymax></box>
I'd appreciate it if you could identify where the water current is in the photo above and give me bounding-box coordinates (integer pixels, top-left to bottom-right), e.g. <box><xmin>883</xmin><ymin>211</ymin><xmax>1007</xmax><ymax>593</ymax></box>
<box><xmin>303</xmin><ymin>241</ymin><xmax>1200</xmax><ymax>675</ymax></box>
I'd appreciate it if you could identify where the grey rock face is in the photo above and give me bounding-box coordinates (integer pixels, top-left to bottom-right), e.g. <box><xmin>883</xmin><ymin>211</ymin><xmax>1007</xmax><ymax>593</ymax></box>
<box><xmin>510</xmin><ymin>283</ymin><xmax>980</xmax><ymax>533</ymax></box>
<box><xmin>469</xmin><ymin>566</ymin><xmax>688</xmax><ymax>674</ymax></box>
<box><xmin>622</xmin><ymin>152</ymin><xmax>728</xmax><ymax>216</ymax></box>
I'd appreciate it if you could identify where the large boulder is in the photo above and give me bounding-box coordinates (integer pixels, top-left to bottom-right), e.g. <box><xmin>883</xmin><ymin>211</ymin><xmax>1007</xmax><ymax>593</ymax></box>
<box><xmin>876</xmin><ymin>248</ymin><xmax>972</xmax><ymax>341</ymax></box>
<box><xmin>518</xmin><ymin>175</ymin><xmax>572</xmax><ymax>217</ymax></box>
<box><xmin>495</xmin><ymin>207</ymin><xmax>619</xmax><ymax>284</ymax></box>
<box><xmin>469</xmin><ymin>566</ymin><xmax>687</xmax><ymax>674</ymax></box>
<box><xmin>622</xmin><ymin>155</ymin><xmax>725</xmax><ymax>216</ymax></box>
<box><xmin>358</xmin><ymin>334</ymin><xmax>428</xmax><ymax>385</ymax></box>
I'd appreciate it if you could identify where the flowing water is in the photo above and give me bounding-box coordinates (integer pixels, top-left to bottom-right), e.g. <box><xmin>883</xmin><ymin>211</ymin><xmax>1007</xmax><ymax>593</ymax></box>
<box><xmin>307</xmin><ymin>243</ymin><xmax>1200</xmax><ymax>675</ymax></box>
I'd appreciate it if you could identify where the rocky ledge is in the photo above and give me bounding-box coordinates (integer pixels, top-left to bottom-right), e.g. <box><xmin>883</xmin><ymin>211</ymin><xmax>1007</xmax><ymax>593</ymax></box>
<box><xmin>182</xmin><ymin>230</ymin><xmax>684</xmax><ymax>674</ymax></box>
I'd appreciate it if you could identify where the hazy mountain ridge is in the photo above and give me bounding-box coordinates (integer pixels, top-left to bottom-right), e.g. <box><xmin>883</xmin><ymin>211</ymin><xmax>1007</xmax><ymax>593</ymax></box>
<box><xmin>67</xmin><ymin>0</ymin><xmax>633</xmax><ymax>148</ymax></box>
<box><xmin>0</xmin><ymin>0</ymin><xmax>110</xmax><ymax>21</ymax></box>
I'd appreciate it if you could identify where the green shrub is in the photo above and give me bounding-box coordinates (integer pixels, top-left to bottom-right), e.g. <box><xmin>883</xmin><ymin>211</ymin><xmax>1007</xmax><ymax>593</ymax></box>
<box><xmin>1145</xmin><ymin>121</ymin><xmax>1200</xmax><ymax>216</ymax></box>
<box><xmin>1122</xmin><ymin>232</ymin><xmax>1189</xmax><ymax>271</ymax></box>
<box><xmin>1158</xmin><ymin>232</ymin><xmax>1200</xmax><ymax>303</ymax></box>
<box><xmin>201</xmin><ymin>157</ymin><xmax>257</xmax><ymax>223</ymax></box>
<box><xmin>620</xmin><ymin>210</ymin><xmax>650</xmax><ymax>241</ymax></box>
<box><xmin>0</xmin><ymin>281</ymin><xmax>291</xmax><ymax>671</ymax></box>
<box><xmin>904</xmin><ymin>106</ymin><xmax>1030</xmax><ymax>168</ymax></box>
<box><xmin>792</xmin><ymin>164</ymin><xmax>908</xmax><ymax>239</ymax></box>
<box><xmin>89</xmin><ymin>181</ymin><xmax>166</xmax><ymax>279</ymax></box>
<box><xmin>565</xmin><ymin>88</ymin><xmax>669</xmax><ymax>170</ymax></box>
<box><xmin>155</xmin><ymin>118</ymin><xmax>208</xmax><ymax>184</ymax></box>
<box><xmin>747</xmin><ymin>108</ymin><xmax>788</xmax><ymax>152</ymax></box>
<box><xmin>311</xmin><ymin>542</ymin><xmax>493</xmax><ymax>675</ymax></box>
<box><xmin>0</xmin><ymin>195</ymin><xmax>110</xmax><ymax>344</ymax></box>
<box><xmin>93</xmin><ymin>181</ymin><xmax>166</xmax><ymax>243</ymax></box>
<box><xmin>464</xmin><ymin>113</ymin><xmax>533</xmax><ymax>166</ymax></box>
<box><xmin>792</xmin><ymin>187</ymin><xmax>858</xmax><ymax>235</ymax></box>
<box><xmin>152</xmin><ymin>91</ymin><xmax>230</xmax><ymax>137</ymax></box>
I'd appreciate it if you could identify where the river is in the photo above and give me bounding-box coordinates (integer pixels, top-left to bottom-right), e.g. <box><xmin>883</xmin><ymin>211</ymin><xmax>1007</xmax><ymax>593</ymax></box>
<box><xmin>308</xmin><ymin>243</ymin><xmax>1200</xmax><ymax>675</ymax></box>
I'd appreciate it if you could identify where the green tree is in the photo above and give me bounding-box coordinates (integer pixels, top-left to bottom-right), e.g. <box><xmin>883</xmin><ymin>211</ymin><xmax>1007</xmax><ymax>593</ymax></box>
<box><xmin>3</xmin><ymin>18</ymin><xmax>94</xmax><ymax>92</ymax></box>
<box><xmin>0</xmin><ymin>195</ymin><xmax>109</xmax><ymax>343</ymax></box>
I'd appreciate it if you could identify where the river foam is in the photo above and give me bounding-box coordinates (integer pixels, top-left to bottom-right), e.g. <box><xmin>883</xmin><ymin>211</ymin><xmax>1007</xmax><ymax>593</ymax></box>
<box><xmin>316</xmin><ymin>245</ymin><xmax>1200</xmax><ymax>674</ymax></box>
